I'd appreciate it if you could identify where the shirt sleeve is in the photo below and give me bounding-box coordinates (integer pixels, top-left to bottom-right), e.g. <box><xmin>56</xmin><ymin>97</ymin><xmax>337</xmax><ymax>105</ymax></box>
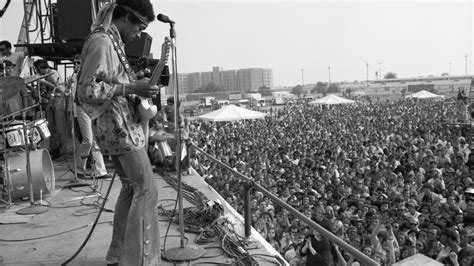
<box><xmin>77</xmin><ymin>33</ymin><xmax>122</xmax><ymax>106</ymax></box>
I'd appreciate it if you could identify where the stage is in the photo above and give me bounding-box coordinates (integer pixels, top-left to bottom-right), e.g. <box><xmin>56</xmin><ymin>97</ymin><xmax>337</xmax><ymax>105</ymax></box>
<box><xmin>0</xmin><ymin>158</ymin><xmax>287</xmax><ymax>265</ymax></box>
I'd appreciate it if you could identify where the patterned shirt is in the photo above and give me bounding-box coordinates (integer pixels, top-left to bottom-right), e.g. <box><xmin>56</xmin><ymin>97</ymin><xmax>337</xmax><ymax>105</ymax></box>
<box><xmin>77</xmin><ymin>24</ymin><xmax>145</xmax><ymax>155</ymax></box>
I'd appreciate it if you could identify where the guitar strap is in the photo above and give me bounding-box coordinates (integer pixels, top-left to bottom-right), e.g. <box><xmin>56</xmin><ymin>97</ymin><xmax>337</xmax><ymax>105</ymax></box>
<box><xmin>74</xmin><ymin>27</ymin><xmax>138</xmax><ymax>107</ymax></box>
<box><xmin>102</xmin><ymin>30</ymin><xmax>138</xmax><ymax>82</ymax></box>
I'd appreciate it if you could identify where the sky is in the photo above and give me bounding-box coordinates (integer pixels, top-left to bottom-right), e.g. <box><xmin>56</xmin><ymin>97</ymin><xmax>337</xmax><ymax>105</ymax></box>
<box><xmin>1</xmin><ymin>0</ymin><xmax>472</xmax><ymax>87</ymax></box>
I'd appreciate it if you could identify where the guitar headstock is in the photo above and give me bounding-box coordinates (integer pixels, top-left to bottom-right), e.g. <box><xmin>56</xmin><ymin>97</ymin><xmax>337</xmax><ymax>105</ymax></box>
<box><xmin>160</xmin><ymin>37</ymin><xmax>172</xmax><ymax>66</ymax></box>
<box><xmin>150</xmin><ymin>36</ymin><xmax>172</xmax><ymax>86</ymax></box>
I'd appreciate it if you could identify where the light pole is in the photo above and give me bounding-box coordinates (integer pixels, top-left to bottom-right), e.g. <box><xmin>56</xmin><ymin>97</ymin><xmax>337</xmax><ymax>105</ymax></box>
<box><xmin>449</xmin><ymin>62</ymin><xmax>452</xmax><ymax>76</ymax></box>
<box><xmin>465</xmin><ymin>54</ymin><xmax>468</xmax><ymax>77</ymax></box>
<box><xmin>378</xmin><ymin>62</ymin><xmax>381</xmax><ymax>80</ymax></box>
<box><xmin>328</xmin><ymin>66</ymin><xmax>331</xmax><ymax>87</ymax></box>
<box><xmin>366</xmin><ymin>63</ymin><xmax>369</xmax><ymax>87</ymax></box>
<box><xmin>301</xmin><ymin>68</ymin><xmax>304</xmax><ymax>86</ymax></box>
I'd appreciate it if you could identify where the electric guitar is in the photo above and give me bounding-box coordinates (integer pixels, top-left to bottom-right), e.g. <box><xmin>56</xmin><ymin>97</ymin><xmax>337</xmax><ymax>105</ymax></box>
<box><xmin>138</xmin><ymin>36</ymin><xmax>172</xmax><ymax>146</ymax></box>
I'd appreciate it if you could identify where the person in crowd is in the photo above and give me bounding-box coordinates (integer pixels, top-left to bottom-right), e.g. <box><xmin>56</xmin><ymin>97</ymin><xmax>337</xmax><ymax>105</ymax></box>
<box><xmin>75</xmin><ymin>1</ymin><xmax>160</xmax><ymax>265</ymax></box>
<box><xmin>187</xmin><ymin>97</ymin><xmax>471</xmax><ymax>265</ymax></box>
<box><xmin>300</xmin><ymin>225</ymin><xmax>333</xmax><ymax>265</ymax></box>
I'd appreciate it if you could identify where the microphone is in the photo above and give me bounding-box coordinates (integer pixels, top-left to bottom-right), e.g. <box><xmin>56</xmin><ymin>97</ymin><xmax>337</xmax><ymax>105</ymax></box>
<box><xmin>157</xmin><ymin>13</ymin><xmax>174</xmax><ymax>24</ymax></box>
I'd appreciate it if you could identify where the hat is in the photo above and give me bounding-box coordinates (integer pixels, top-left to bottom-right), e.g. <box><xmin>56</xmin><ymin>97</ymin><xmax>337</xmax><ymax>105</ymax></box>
<box><xmin>406</xmin><ymin>199</ymin><xmax>418</xmax><ymax>207</ymax></box>
<box><xmin>459</xmin><ymin>137</ymin><xmax>466</xmax><ymax>143</ymax></box>
<box><xmin>465</xmin><ymin>187</ymin><xmax>474</xmax><ymax>194</ymax></box>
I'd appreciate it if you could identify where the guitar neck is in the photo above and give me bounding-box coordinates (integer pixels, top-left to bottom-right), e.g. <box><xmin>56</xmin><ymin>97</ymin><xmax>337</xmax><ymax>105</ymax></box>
<box><xmin>150</xmin><ymin>61</ymin><xmax>166</xmax><ymax>85</ymax></box>
<box><xmin>150</xmin><ymin>37</ymin><xmax>171</xmax><ymax>85</ymax></box>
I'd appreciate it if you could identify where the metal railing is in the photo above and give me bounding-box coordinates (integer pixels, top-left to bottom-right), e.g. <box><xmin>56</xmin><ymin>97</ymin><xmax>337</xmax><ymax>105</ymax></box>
<box><xmin>187</xmin><ymin>143</ymin><xmax>379</xmax><ymax>266</ymax></box>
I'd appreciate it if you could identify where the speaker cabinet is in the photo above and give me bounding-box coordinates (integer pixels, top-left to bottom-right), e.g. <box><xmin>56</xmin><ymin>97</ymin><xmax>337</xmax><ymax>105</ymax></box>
<box><xmin>57</xmin><ymin>0</ymin><xmax>94</xmax><ymax>42</ymax></box>
<box><xmin>125</xmin><ymin>32</ymin><xmax>153</xmax><ymax>59</ymax></box>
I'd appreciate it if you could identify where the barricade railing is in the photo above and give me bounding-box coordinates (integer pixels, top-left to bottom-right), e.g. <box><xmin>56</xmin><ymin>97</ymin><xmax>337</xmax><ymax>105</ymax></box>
<box><xmin>187</xmin><ymin>143</ymin><xmax>379</xmax><ymax>266</ymax></box>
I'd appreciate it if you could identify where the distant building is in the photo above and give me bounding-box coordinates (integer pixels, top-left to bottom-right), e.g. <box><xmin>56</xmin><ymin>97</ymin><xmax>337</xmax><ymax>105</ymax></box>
<box><xmin>237</xmin><ymin>68</ymin><xmax>274</xmax><ymax>93</ymax></box>
<box><xmin>339</xmin><ymin>75</ymin><xmax>473</xmax><ymax>98</ymax></box>
<box><xmin>201</xmin><ymin>72</ymin><xmax>213</xmax><ymax>87</ymax></box>
<box><xmin>186</xmin><ymin>72</ymin><xmax>201</xmax><ymax>94</ymax></box>
<box><xmin>165</xmin><ymin>66</ymin><xmax>273</xmax><ymax>96</ymax></box>
<box><xmin>367</xmin><ymin>75</ymin><xmax>473</xmax><ymax>97</ymax></box>
<box><xmin>221</xmin><ymin>70</ymin><xmax>238</xmax><ymax>92</ymax></box>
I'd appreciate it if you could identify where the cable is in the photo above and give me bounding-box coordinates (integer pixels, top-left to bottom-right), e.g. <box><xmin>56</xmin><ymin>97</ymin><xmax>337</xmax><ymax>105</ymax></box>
<box><xmin>251</xmin><ymin>253</ymin><xmax>282</xmax><ymax>265</ymax></box>
<box><xmin>160</xmin><ymin>179</ymin><xmax>180</xmax><ymax>262</ymax></box>
<box><xmin>40</xmin><ymin>199</ymin><xmax>82</xmax><ymax>209</ymax></box>
<box><xmin>0</xmin><ymin>221</ymin><xmax>111</xmax><ymax>242</ymax></box>
<box><xmin>61</xmin><ymin>171</ymin><xmax>117</xmax><ymax>265</ymax></box>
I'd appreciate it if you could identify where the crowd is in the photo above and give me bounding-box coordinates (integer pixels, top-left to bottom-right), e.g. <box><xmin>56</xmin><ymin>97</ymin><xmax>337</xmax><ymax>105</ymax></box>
<box><xmin>188</xmin><ymin>99</ymin><xmax>474</xmax><ymax>265</ymax></box>
<box><xmin>4</xmin><ymin>35</ymin><xmax>474</xmax><ymax>265</ymax></box>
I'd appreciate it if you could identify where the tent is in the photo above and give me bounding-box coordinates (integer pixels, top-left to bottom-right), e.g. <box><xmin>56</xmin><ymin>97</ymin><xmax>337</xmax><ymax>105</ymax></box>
<box><xmin>405</xmin><ymin>90</ymin><xmax>442</xmax><ymax>99</ymax></box>
<box><xmin>197</xmin><ymin>104</ymin><xmax>267</xmax><ymax>122</ymax></box>
<box><xmin>308</xmin><ymin>94</ymin><xmax>355</xmax><ymax>105</ymax></box>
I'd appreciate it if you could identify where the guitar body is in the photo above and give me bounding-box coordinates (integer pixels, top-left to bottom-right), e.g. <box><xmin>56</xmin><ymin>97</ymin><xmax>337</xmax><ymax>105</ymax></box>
<box><xmin>138</xmin><ymin>37</ymin><xmax>172</xmax><ymax>148</ymax></box>
<box><xmin>138</xmin><ymin>98</ymin><xmax>157</xmax><ymax>144</ymax></box>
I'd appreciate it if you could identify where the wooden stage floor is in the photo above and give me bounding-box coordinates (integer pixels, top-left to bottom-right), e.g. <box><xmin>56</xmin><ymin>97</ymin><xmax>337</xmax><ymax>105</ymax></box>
<box><xmin>0</xmin><ymin>157</ymin><xmax>286</xmax><ymax>266</ymax></box>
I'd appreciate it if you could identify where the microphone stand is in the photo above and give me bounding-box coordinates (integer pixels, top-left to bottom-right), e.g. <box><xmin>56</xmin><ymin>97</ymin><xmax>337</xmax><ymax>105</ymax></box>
<box><xmin>162</xmin><ymin>22</ymin><xmax>205</xmax><ymax>262</ymax></box>
<box><xmin>63</xmin><ymin>69</ymin><xmax>90</xmax><ymax>189</ymax></box>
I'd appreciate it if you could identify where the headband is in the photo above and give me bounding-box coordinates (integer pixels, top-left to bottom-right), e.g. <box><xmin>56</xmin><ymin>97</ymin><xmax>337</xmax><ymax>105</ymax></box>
<box><xmin>91</xmin><ymin>3</ymin><xmax>150</xmax><ymax>32</ymax></box>
<box><xmin>121</xmin><ymin>5</ymin><xmax>151</xmax><ymax>26</ymax></box>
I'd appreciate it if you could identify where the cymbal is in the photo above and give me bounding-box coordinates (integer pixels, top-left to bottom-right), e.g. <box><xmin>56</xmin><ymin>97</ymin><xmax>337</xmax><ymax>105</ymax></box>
<box><xmin>0</xmin><ymin>76</ymin><xmax>25</xmax><ymax>100</ymax></box>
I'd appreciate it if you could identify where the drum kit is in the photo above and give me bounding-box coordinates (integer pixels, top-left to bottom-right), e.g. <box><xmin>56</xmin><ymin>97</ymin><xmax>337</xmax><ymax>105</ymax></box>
<box><xmin>0</xmin><ymin>73</ymin><xmax>55</xmax><ymax>214</ymax></box>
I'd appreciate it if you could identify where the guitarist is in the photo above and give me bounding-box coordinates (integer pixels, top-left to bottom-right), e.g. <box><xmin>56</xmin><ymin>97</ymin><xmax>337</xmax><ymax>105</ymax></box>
<box><xmin>75</xmin><ymin>1</ymin><xmax>161</xmax><ymax>265</ymax></box>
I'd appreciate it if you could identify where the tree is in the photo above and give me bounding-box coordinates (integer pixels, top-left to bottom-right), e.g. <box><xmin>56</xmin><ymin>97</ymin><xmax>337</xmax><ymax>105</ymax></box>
<box><xmin>292</xmin><ymin>85</ymin><xmax>304</xmax><ymax>97</ymax></box>
<box><xmin>311</xmin><ymin>81</ymin><xmax>328</xmax><ymax>94</ymax></box>
<box><xmin>346</xmin><ymin>87</ymin><xmax>353</xmax><ymax>96</ymax></box>
<box><xmin>196</xmin><ymin>82</ymin><xmax>221</xmax><ymax>93</ymax></box>
<box><xmin>258</xmin><ymin>86</ymin><xmax>272</xmax><ymax>97</ymax></box>
<box><xmin>401</xmin><ymin>88</ymin><xmax>407</xmax><ymax>97</ymax></box>
<box><xmin>327</xmin><ymin>83</ymin><xmax>340</xmax><ymax>93</ymax></box>
<box><xmin>441</xmin><ymin>73</ymin><xmax>449</xmax><ymax>76</ymax></box>
<box><xmin>384</xmin><ymin>72</ymin><xmax>397</xmax><ymax>79</ymax></box>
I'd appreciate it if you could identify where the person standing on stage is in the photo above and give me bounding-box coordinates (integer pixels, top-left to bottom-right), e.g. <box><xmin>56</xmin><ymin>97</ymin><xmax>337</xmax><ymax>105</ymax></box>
<box><xmin>76</xmin><ymin>1</ymin><xmax>161</xmax><ymax>265</ymax></box>
<box><xmin>34</xmin><ymin>59</ymin><xmax>73</xmax><ymax>160</ymax></box>
<box><xmin>69</xmin><ymin>59</ymin><xmax>111</xmax><ymax>179</ymax></box>
<box><xmin>0</xmin><ymin>40</ymin><xmax>28</xmax><ymax>77</ymax></box>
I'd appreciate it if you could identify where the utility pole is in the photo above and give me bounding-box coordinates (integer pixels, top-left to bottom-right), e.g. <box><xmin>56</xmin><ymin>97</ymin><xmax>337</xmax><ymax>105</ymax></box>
<box><xmin>301</xmin><ymin>68</ymin><xmax>304</xmax><ymax>86</ymax></box>
<box><xmin>366</xmin><ymin>63</ymin><xmax>369</xmax><ymax>88</ymax></box>
<box><xmin>328</xmin><ymin>66</ymin><xmax>331</xmax><ymax>87</ymax></box>
<box><xmin>465</xmin><ymin>54</ymin><xmax>468</xmax><ymax>77</ymax></box>
<box><xmin>378</xmin><ymin>62</ymin><xmax>381</xmax><ymax>80</ymax></box>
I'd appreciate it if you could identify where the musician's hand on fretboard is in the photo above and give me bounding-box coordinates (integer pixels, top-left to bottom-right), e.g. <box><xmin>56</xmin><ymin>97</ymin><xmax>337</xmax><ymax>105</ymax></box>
<box><xmin>126</xmin><ymin>79</ymin><xmax>160</xmax><ymax>98</ymax></box>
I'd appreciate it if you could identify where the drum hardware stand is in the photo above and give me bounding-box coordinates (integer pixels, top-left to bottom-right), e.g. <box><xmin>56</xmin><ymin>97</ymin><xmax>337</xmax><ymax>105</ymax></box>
<box><xmin>161</xmin><ymin>19</ymin><xmax>205</xmax><ymax>262</ymax></box>
<box><xmin>16</xmin><ymin>108</ymin><xmax>48</xmax><ymax>215</ymax></box>
<box><xmin>63</xmin><ymin>84</ymin><xmax>90</xmax><ymax>189</ymax></box>
<box><xmin>0</xmin><ymin>160</ymin><xmax>14</xmax><ymax>209</ymax></box>
<box><xmin>84</xmin><ymin>147</ymin><xmax>103</xmax><ymax>197</ymax></box>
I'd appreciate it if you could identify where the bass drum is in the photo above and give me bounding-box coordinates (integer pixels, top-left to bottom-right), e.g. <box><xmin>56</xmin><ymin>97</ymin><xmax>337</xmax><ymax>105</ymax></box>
<box><xmin>4</xmin><ymin>149</ymin><xmax>55</xmax><ymax>201</ymax></box>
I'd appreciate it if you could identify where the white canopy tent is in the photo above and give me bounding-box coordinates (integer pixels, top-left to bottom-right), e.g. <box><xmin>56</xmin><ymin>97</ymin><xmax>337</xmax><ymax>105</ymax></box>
<box><xmin>308</xmin><ymin>94</ymin><xmax>356</xmax><ymax>105</ymax></box>
<box><xmin>405</xmin><ymin>90</ymin><xmax>443</xmax><ymax>99</ymax></box>
<box><xmin>197</xmin><ymin>104</ymin><xmax>267</xmax><ymax>122</ymax></box>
